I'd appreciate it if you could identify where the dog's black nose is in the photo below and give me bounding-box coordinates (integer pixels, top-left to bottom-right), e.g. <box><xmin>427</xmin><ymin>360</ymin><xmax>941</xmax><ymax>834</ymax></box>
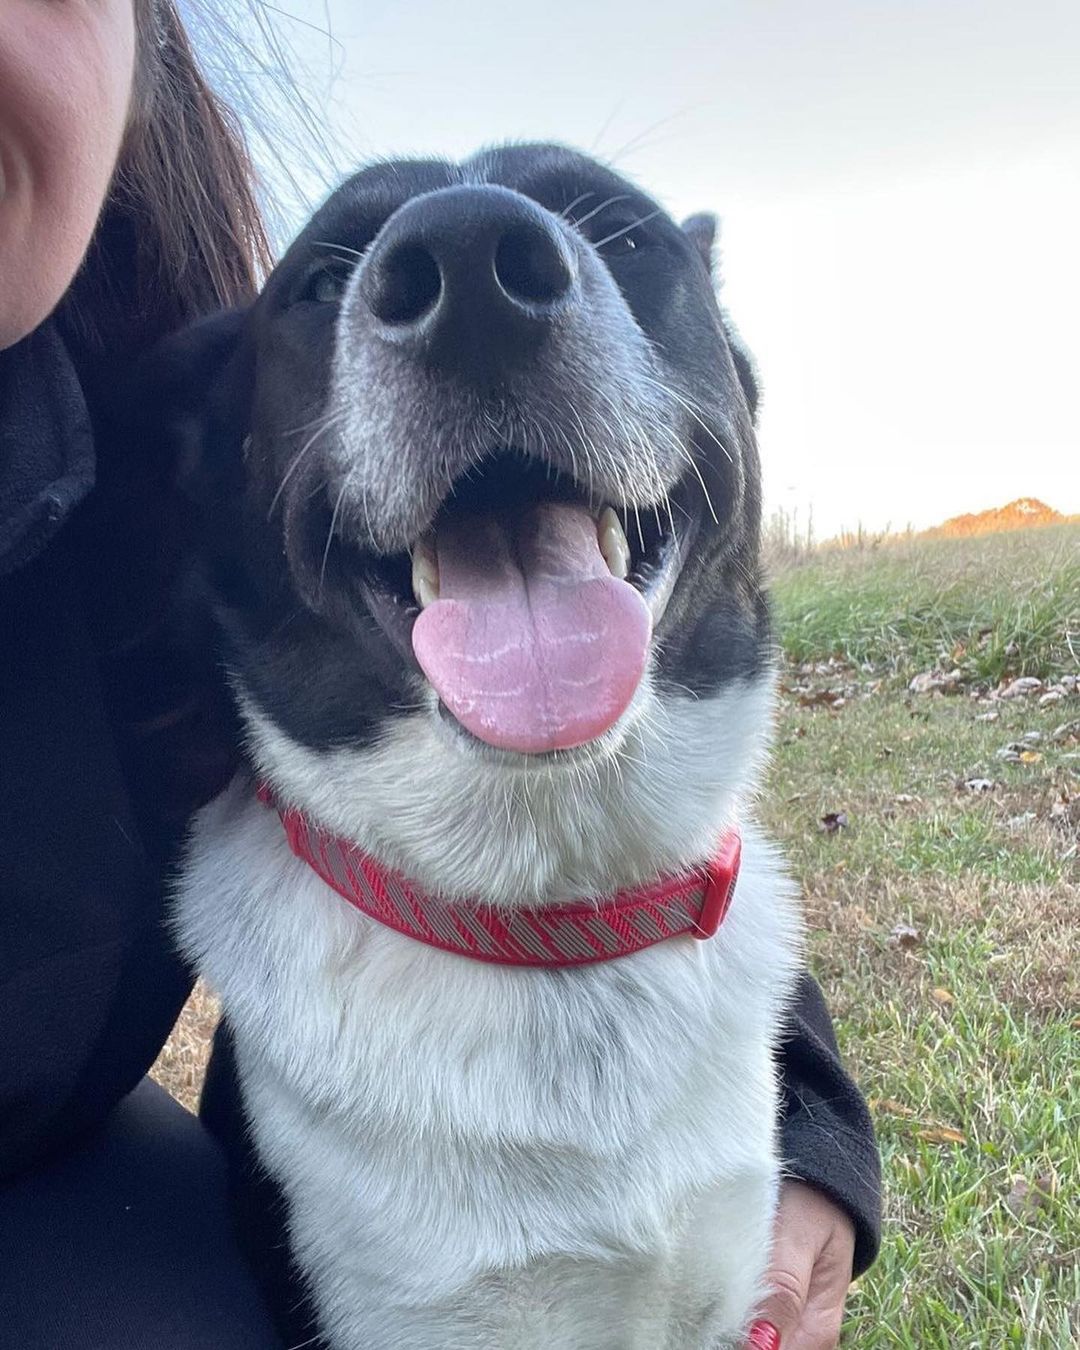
<box><xmin>358</xmin><ymin>185</ymin><xmax>578</xmax><ymax>379</ymax></box>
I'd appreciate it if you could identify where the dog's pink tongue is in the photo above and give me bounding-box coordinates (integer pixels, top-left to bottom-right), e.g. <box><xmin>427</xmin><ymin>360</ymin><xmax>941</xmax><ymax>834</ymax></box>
<box><xmin>412</xmin><ymin>503</ymin><xmax>651</xmax><ymax>753</ymax></box>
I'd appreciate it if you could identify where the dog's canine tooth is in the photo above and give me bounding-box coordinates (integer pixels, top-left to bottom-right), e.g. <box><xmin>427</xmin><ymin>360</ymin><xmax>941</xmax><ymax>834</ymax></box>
<box><xmin>597</xmin><ymin>506</ymin><xmax>631</xmax><ymax>580</ymax></box>
<box><xmin>411</xmin><ymin>535</ymin><xmax>440</xmax><ymax>607</ymax></box>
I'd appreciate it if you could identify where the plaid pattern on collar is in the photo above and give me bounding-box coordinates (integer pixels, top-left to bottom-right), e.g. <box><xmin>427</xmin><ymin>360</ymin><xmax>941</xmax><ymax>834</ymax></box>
<box><xmin>259</xmin><ymin>785</ymin><xmax>740</xmax><ymax>968</ymax></box>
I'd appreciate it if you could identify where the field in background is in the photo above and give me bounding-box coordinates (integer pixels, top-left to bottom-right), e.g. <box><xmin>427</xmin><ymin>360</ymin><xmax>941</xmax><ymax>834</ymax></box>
<box><xmin>771</xmin><ymin>524</ymin><xmax>1079</xmax><ymax>686</ymax></box>
<box><xmin>152</xmin><ymin>524</ymin><xmax>1079</xmax><ymax>1346</ymax></box>
<box><xmin>762</xmin><ymin>497</ymin><xmax>1077</xmax><ymax>571</ymax></box>
<box><xmin>761</xmin><ymin>523</ymin><xmax>1078</xmax><ymax>1347</ymax></box>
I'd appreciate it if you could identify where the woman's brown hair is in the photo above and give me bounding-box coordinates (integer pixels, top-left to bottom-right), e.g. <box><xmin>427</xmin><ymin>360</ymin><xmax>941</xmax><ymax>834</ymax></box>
<box><xmin>61</xmin><ymin>0</ymin><xmax>274</xmax><ymax>357</ymax></box>
<box><xmin>57</xmin><ymin>0</ymin><xmax>283</xmax><ymax>815</ymax></box>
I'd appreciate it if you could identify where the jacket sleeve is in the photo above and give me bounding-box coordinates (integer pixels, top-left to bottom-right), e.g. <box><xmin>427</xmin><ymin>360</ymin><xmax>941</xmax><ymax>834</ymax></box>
<box><xmin>0</xmin><ymin>326</ymin><xmax>231</xmax><ymax>1179</ymax></box>
<box><xmin>0</xmin><ymin>534</ymin><xmax>197</xmax><ymax>1179</ymax></box>
<box><xmin>776</xmin><ymin>972</ymin><xmax>881</xmax><ymax>1275</ymax></box>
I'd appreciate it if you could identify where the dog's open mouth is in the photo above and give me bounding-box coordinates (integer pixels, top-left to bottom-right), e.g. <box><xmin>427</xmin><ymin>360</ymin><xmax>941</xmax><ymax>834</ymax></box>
<box><xmin>351</xmin><ymin>454</ymin><xmax>695</xmax><ymax>755</ymax></box>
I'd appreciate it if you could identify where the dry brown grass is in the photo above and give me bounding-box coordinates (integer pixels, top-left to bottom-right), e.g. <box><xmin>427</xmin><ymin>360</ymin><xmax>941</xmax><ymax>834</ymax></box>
<box><xmin>150</xmin><ymin>980</ymin><xmax>220</xmax><ymax>1113</ymax></box>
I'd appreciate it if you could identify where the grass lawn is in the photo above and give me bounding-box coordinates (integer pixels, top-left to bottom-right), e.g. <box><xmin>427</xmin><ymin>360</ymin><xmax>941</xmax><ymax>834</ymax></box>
<box><xmin>763</xmin><ymin>524</ymin><xmax>1078</xmax><ymax>1348</ymax></box>
<box><xmin>153</xmin><ymin>524</ymin><xmax>1079</xmax><ymax>1347</ymax></box>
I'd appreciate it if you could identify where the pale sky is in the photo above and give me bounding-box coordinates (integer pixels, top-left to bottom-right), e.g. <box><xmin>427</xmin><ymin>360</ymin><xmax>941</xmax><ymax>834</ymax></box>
<box><xmin>215</xmin><ymin>0</ymin><xmax>1079</xmax><ymax>539</ymax></box>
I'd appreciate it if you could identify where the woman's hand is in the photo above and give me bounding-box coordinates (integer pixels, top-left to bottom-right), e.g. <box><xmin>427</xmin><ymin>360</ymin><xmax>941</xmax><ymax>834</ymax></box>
<box><xmin>745</xmin><ymin>1181</ymin><xmax>856</xmax><ymax>1350</ymax></box>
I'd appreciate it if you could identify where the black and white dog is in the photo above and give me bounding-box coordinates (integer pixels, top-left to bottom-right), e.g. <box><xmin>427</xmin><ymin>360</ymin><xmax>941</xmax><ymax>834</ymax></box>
<box><xmin>162</xmin><ymin>144</ymin><xmax>801</xmax><ymax>1348</ymax></box>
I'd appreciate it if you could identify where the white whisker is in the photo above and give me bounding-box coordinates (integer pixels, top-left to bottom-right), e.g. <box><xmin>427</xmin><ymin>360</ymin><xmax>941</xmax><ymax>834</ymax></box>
<box><xmin>319</xmin><ymin>470</ymin><xmax>352</xmax><ymax>596</ymax></box>
<box><xmin>569</xmin><ymin>193</ymin><xmax>634</xmax><ymax>229</ymax></box>
<box><xmin>591</xmin><ymin>208</ymin><xmax>664</xmax><ymax>250</ymax></box>
<box><xmin>268</xmin><ymin>407</ymin><xmax>346</xmax><ymax>520</ymax></box>
<box><xmin>560</xmin><ymin>190</ymin><xmax>595</xmax><ymax>220</ymax></box>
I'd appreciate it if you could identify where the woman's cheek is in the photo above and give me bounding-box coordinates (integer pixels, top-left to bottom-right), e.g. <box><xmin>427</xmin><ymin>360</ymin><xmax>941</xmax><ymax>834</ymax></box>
<box><xmin>0</xmin><ymin>1</ymin><xmax>136</xmax><ymax>348</ymax></box>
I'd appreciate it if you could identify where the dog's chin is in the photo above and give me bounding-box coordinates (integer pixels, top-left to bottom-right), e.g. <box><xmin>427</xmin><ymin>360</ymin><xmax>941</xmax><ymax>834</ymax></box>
<box><xmin>240</xmin><ymin>664</ymin><xmax>773</xmax><ymax>907</ymax></box>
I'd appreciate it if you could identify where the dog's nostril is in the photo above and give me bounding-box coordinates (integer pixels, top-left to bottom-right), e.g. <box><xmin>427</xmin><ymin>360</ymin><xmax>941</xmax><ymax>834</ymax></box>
<box><xmin>494</xmin><ymin>225</ymin><xmax>573</xmax><ymax>307</ymax></box>
<box><xmin>368</xmin><ymin>244</ymin><xmax>442</xmax><ymax>325</ymax></box>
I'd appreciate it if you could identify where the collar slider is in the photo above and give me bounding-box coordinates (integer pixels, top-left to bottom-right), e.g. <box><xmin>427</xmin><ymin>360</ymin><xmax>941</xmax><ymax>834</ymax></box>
<box><xmin>694</xmin><ymin>830</ymin><xmax>741</xmax><ymax>939</ymax></box>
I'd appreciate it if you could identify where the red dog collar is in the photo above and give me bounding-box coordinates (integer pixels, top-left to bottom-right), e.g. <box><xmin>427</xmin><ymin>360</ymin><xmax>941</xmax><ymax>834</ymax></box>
<box><xmin>258</xmin><ymin>785</ymin><xmax>739</xmax><ymax>968</ymax></box>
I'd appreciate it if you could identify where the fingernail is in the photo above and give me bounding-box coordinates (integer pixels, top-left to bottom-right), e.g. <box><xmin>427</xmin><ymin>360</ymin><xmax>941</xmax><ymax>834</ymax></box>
<box><xmin>748</xmin><ymin>1322</ymin><xmax>781</xmax><ymax>1350</ymax></box>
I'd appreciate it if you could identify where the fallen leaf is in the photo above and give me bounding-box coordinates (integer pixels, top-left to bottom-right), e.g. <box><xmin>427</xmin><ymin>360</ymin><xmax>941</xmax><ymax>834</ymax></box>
<box><xmin>930</xmin><ymin>987</ymin><xmax>956</xmax><ymax>1006</ymax></box>
<box><xmin>1051</xmin><ymin>719</ymin><xmax>1080</xmax><ymax>745</ymax></box>
<box><xmin>1005</xmin><ymin>1172</ymin><xmax>1057</xmax><ymax>1219</ymax></box>
<box><xmin>819</xmin><ymin>811</ymin><xmax>848</xmax><ymax>834</ymax></box>
<box><xmin>918</xmin><ymin>1126</ymin><xmax>967</xmax><ymax>1146</ymax></box>
<box><xmin>869</xmin><ymin>1098</ymin><xmax>916</xmax><ymax>1118</ymax></box>
<box><xmin>1036</xmin><ymin>1170</ymin><xmax>1058</xmax><ymax>1196</ymax></box>
<box><xmin>888</xmin><ymin>922</ymin><xmax>922</xmax><ymax>950</ymax></box>
<box><xmin>1019</xmin><ymin>750</ymin><xmax>1043</xmax><ymax>764</ymax></box>
<box><xmin>1039</xmin><ymin>689</ymin><xmax>1064</xmax><ymax>707</ymax></box>
<box><xmin>909</xmin><ymin>669</ymin><xmax>963</xmax><ymax>695</ymax></box>
<box><xmin>797</xmin><ymin>688</ymin><xmax>846</xmax><ymax>709</ymax></box>
<box><xmin>999</xmin><ymin>676</ymin><xmax>1044</xmax><ymax>700</ymax></box>
<box><xmin>1050</xmin><ymin>792</ymin><xmax>1080</xmax><ymax>827</ymax></box>
<box><xmin>894</xmin><ymin>793</ymin><xmax>917</xmax><ymax>805</ymax></box>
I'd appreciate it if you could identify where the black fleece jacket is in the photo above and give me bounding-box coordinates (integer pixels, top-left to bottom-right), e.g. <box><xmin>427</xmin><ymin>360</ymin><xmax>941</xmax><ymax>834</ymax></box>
<box><xmin>0</xmin><ymin>323</ymin><xmax>880</xmax><ymax>1292</ymax></box>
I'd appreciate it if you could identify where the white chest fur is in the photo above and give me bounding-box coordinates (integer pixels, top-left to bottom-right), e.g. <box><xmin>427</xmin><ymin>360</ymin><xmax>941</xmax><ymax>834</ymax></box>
<box><xmin>176</xmin><ymin>682</ymin><xmax>802</xmax><ymax>1348</ymax></box>
<box><xmin>178</xmin><ymin>823</ymin><xmax>798</xmax><ymax>1344</ymax></box>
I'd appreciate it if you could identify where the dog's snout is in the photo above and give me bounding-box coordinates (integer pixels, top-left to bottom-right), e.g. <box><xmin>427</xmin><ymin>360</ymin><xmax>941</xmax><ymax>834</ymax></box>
<box><xmin>357</xmin><ymin>185</ymin><xmax>578</xmax><ymax>377</ymax></box>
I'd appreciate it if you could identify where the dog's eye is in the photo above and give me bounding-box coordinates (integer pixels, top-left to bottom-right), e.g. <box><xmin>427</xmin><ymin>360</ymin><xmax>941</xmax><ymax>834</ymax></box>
<box><xmin>603</xmin><ymin>233</ymin><xmax>638</xmax><ymax>254</ymax></box>
<box><xmin>300</xmin><ymin>264</ymin><xmax>350</xmax><ymax>305</ymax></box>
<box><xmin>593</xmin><ymin>220</ymin><xmax>649</xmax><ymax>257</ymax></box>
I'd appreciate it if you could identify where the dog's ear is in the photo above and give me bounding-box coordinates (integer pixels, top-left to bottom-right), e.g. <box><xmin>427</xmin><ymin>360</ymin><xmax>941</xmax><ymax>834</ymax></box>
<box><xmin>681</xmin><ymin>212</ymin><xmax>718</xmax><ymax>278</ymax></box>
<box><xmin>128</xmin><ymin>306</ymin><xmax>253</xmax><ymax>497</ymax></box>
<box><xmin>681</xmin><ymin>213</ymin><xmax>761</xmax><ymax>422</ymax></box>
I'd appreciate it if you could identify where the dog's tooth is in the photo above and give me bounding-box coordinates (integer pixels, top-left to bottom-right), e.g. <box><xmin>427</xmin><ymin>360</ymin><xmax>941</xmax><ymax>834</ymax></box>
<box><xmin>414</xmin><ymin>573</ymin><xmax>439</xmax><ymax>608</ymax></box>
<box><xmin>411</xmin><ymin>536</ymin><xmax>440</xmax><ymax>608</ymax></box>
<box><xmin>597</xmin><ymin>507</ymin><xmax>631</xmax><ymax>580</ymax></box>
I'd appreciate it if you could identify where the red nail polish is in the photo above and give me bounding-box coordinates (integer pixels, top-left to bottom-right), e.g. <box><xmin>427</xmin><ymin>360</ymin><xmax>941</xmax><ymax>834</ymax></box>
<box><xmin>748</xmin><ymin>1322</ymin><xmax>781</xmax><ymax>1350</ymax></box>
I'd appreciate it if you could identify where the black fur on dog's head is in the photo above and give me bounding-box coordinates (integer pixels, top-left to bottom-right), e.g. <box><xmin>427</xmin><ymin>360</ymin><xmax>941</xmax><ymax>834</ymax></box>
<box><xmin>141</xmin><ymin>144</ymin><xmax>771</xmax><ymax>874</ymax></box>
